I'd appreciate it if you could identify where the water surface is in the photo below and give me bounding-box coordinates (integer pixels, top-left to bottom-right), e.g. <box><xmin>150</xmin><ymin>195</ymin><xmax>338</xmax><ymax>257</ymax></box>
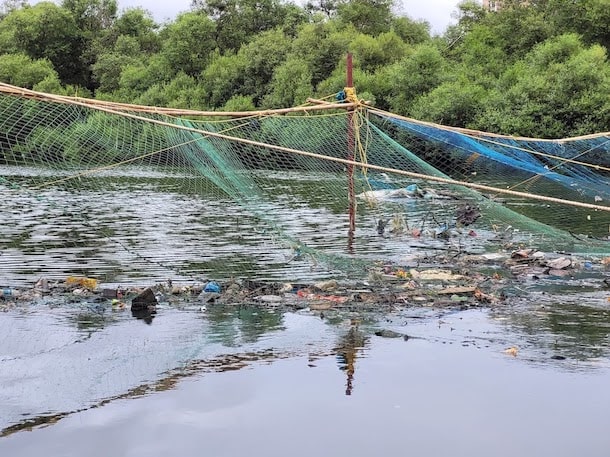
<box><xmin>1</xmin><ymin>297</ymin><xmax>609</xmax><ymax>456</ymax></box>
<box><xmin>2</xmin><ymin>165</ymin><xmax>609</xmax><ymax>456</ymax></box>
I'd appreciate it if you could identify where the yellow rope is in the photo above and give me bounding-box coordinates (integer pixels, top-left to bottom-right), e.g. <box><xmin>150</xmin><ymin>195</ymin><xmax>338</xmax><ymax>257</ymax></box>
<box><xmin>344</xmin><ymin>87</ymin><xmax>358</xmax><ymax>104</ymax></box>
<box><xmin>355</xmin><ymin>110</ymin><xmax>379</xmax><ymax>208</ymax></box>
<box><xmin>343</xmin><ymin>86</ymin><xmax>374</xmax><ymax>198</ymax></box>
<box><xmin>368</xmin><ymin>107</ymin><xmax>610</xmax><ymax>142</ymax></box>
<box><xmin>0</xmin><ymin>82</ymin><xmax>357</xmax><ymax>117</ymax></box>
<box><xmin>282</xmin><ymin>111</ymin><xmax>350</xmax><ymax>120</ymax></box>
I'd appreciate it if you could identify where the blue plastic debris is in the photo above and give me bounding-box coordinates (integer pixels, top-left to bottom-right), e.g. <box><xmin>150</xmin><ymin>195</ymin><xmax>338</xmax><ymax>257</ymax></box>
<box><xmin>204</xmin><ymin>281</ymin><xmax>221</xmax><ymax>293</ymax></box>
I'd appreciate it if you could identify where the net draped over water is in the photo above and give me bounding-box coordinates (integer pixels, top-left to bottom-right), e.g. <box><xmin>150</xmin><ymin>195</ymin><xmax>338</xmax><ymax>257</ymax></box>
<box><xmin>1</xmin><ymin>83</ymin><xmax>609</xmax><ymax>286</ymax></box>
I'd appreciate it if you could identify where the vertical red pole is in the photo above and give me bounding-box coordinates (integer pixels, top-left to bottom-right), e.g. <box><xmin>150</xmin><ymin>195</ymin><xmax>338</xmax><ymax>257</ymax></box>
<box><xmin>347</xmin><ymin>53</ymin><xmax>356</xmax><ymax>241</ymax></box>
<box><xmin>347</xmin><ymin>52</ymin><xmax>353</xmax><ymax>90</ymax></box>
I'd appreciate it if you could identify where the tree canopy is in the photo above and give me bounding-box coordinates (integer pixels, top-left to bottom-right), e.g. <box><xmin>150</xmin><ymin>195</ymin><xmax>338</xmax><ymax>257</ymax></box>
<box><xmin>0</xmin><ymin>0</ymin><xmax>607</xmax><ymax>137</ymax></box>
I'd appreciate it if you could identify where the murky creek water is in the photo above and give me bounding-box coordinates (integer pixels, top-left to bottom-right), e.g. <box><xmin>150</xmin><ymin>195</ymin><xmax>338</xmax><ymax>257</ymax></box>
<box><xmin>1</xmin><ymin>166</ymin><xmax>610</xmax><ymax>455</ymax></box>
<box><xmin>2</xmin><ymin>166</ymin><xmax>452</xmax><ymax>286</ymax></box>
<box><xmin>4</xmin><ymin>165</ymin><xmax>590</xmax><ymax>288</ymax></box>
<box><xmin>0</xmin><ymin>300</ymin><xmax>609</xmax><ymax>456</ymax></box>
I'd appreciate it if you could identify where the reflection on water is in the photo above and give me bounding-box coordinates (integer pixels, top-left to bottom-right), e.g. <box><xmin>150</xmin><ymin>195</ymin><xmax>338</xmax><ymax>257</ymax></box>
<box><xmin>0</xmin><ymin>348</ymin><xmax>285</xmax><ymax>438</ymax></box>
<box><xmin>0</xmin><ymin>296</ymin><xmax>609</xmax><ymax>457</ymax></box>
<box><xmin>1</xmin><ymin>304</ymin><xmax>609</xmax><ymax>457</ymax></box>
<box><xmin>2</xmin><ymin>164</ymin><xmax>610</xmax><ymax>454</ymax></box>
<box><xmin>492</xmin><ymin>292</ymin><xmax>610</xmax><ymax>365</ymax></box>
<box><xmin>131</xmin><ymin>308</ymin><xmax>157</xmax><ymax>324</ymax></box>
<box><xmin>204</xmin><ymin>305</ymin><xmax>285</xmax><ymax>347</ymax></box>
<box><xmin>0</xmin><ymin>304</ymin><xmax>326</xmax><ymax>437</ymax></box>
<box><xmin>335</xmin><ymin>326</ymin><xmax>369</xmax><ymax>395</ymax></box>
<box><xmin>2</xmin><ymin>295</ymin><xmax>609</xmax><ymax>440</ymax></box>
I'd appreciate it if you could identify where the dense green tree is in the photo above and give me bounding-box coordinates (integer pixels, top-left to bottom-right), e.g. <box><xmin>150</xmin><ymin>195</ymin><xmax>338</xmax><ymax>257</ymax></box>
<box><xmin>222</xmin><ymin>94</ymin><xmax>256</xmax><ymax>111</ymax></box>
<box><xmin>336</xmin><ymin>0</ymin><xmax>394</xmax><ymax>36</ymax></box>
<box><xmin>543</xmin><ymin>0</ymin><xmax>610</xmax><ymax>50</ymax></box>
<box><xmin>33</xmin><ymin>74</ymin><xmax>83</xmax><ymax>95</ymax></box>
<box><xmin>199</xmin><ymin>51</ymin><xmax>247</xmax><ymax>107</ymax></box>
<box><xmin>110</xmin><ymin>8</ymin><xmax>160</xmax><ymax>53</ymax></box>
<box><xmin>483</xmin><ymin>1</ymin><xmax>551</xmax><ymax>58</ymax></box>
<box><xmin>290</xmin><ymin>21</ymin><xmax>351</xmax><ymax>87</ymax></box>
<box><xmin>60</xmin><ymin>0</ymin><xmax>119</xmax><ymax>90</ymax></box>
<box><xmin>92</xmin><ymin>52</ymin><xmax>129</xmax><ymax>92</ymax></box>
<box><xmin>0</xmin><ymin>2</ymin><xmax>85</xmax><ymax>85</ymax></box>
<box><xmin>454</xmin><ymin>24</ymin><xmax>509</xmax><ymax>82</ymax></box>
<box><xmin>88</xmin><ymin>7</ymin><xmax>160</xmax><ymax>95</ymax></box>
<box><xmin>348</xmin><ymin>32</ymin><xmax>407</xmax><ymax>73</ymax></box>
<box><xmin>263</xmin><ymin>56</ymin><xmax>313</xmax><ymax>108</ymax></box>
<box><xmin>91</xmin><ymin>35</ymin><xmax>142</xmax><ymax>92</ymax></box>
<box><xmin>444</xmin><ymin>0</ymin><xmax>486</xmax><ymax>46</ymax></box>
<box><xmin>278</xmin><ymin>3</ymin><xmax>309</xmax><ymax>38</ymax></box>
<box><xmin>115</xmin><ymin>62</ymin><xmax>150</xmax><ymax>100</ymax></box>
<box><xmin>475</xmin><ymin>34</ymin><xmax>610</xmax><ymax>137</ymax></box>
<box><xmin>364</xmin><ymin>65</ymin><xmax>395</xmax><ymax>109</ymax></box>
<box><xmin>192</xmin><ymin>0</ymin><xmax>300</xmax><ymax>52</ymax></box>
<box><xmin>136</xmin><ymin>72</ymin><xmax>206</xmax><ymax>108</ymax></box>
<box><xmin>376</xmin><ymin>30</ymin><xmax>410</xmax><ymax>64</ymax></box>
<box><xmin>410</xmin><ymin>77</ymin><xmax>486</xmax><ymax>127</ymax></box>
<box><xmin>390</xmin><ymin>16</ymin><xmax>430</xmax><ymax>45</ymax></box>
<box><xmin>239</xmin><ymin>28</ymin><xmax>293</xmax><ymax>105</ymax></box>
<box><xmin>0</xmin><ymin>0</ymin><xmax>605</xmax><ymax>137</ymax></box>
<box><xmin>113</xmin><ymin>55</ymin><xmax>171</xmax><ymax>101</ymax></box>
<box><xmin>62</xmin><ymin>0</ymin><xmax>117</xmax><ymax>32</ymax></box>
<box><xmin>159</xmin><ymin>12</ymin><xmax>216</xmax><ymax>77</ymax></box>
<box><xmin>0</xmin><ymin>53</ymin><xmax>60</xmax><ymax>88</ymax></box>
<box><xmin>386</xmin><ymin>44</ymin><xmax>447</xmax><ymax>115</ymax></box>
<box><xmin>113</xmin><ymin>34</ymin><xmax>142</xmax><ymax>57</ymax></box>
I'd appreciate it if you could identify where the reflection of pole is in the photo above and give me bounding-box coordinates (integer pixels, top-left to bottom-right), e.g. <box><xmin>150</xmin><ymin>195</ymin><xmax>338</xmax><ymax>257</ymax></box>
<box><xmin>346</xmin><ymin>52</ymin><xmax>356</xmax><ymax>245</ymax></box>
<box><xmin>335</xmin><ymin>326</ymin><xmax>365</xmax><ymax>396</ymax></box>
<box><xmin>345</xmin><ymin>348</ymin><xmax>355</xmax><ymax>396</ymax></box>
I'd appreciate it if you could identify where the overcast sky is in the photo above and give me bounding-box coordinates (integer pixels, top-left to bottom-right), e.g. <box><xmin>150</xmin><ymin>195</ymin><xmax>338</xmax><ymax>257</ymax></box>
<box><xmin>117</xmin><ymin>0</ymin><xmax>462</xmax><ymax>34</ymax></box>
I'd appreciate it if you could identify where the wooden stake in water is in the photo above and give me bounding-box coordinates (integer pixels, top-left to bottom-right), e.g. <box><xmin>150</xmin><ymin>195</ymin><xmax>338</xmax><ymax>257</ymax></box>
<box><xmin>347</xmin><ymin>52</ymin><xmax>356</xmax><ymax>244</ymax></box>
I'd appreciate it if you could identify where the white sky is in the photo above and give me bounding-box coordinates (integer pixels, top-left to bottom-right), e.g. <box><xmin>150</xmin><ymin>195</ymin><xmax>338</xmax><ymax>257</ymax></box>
<box><xmin>29</xmin><ymin>1</ymin><xmax>463</xmax><ymax>34</ymax></box>
<box><xmin>117</xmin><ymin>0</ymin><xmax>462</xmax><ymax>34</ymax></box>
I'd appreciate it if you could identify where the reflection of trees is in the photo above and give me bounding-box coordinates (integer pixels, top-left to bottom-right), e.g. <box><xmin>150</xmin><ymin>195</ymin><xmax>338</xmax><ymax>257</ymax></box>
<box><xmin>493</xmin><ymin>298</ymin><xmax>610</xmax><ymax>363</ymax></box>
<box><xmin>335</xmin><ymin>326</ymin><xmax>368</xmax><ymax>395</ymax></box>
<box><xmin>72</xmin><ymin>313</ymin><xmax>106</xmax><ymax>331</ymax></box>
<box><xmin>0</xmin><ymin>348</ymin><xmax>283</xmax><ymax>438</ymax></box>
<box><xmin>204</xmin><ymin>305</ymin><xmax>284</xmax><ymax>346</ymax></box>
<box><xmin>65</xmin><ymin>310</ymin><xmax>108</xmax><ymax>341</ymax></box>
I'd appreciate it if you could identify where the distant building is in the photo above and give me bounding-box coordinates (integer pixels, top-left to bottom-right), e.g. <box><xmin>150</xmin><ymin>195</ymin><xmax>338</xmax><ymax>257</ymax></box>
<box><xmin>482</xmin><ymin>0</ymin><xmax>502</xmax><ymax>12</ymax></box>
<box><xmin>482</xmin><ymin>1</ymin><xmax>529</xmax><ymax>12</ymax></box>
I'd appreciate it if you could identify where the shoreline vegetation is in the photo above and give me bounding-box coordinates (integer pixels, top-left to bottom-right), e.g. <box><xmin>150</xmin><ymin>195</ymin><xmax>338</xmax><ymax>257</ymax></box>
<box><xmin>0</xmin><ymin>0</ymin><xmax>607</xmax><ymax>139</ymax></box>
